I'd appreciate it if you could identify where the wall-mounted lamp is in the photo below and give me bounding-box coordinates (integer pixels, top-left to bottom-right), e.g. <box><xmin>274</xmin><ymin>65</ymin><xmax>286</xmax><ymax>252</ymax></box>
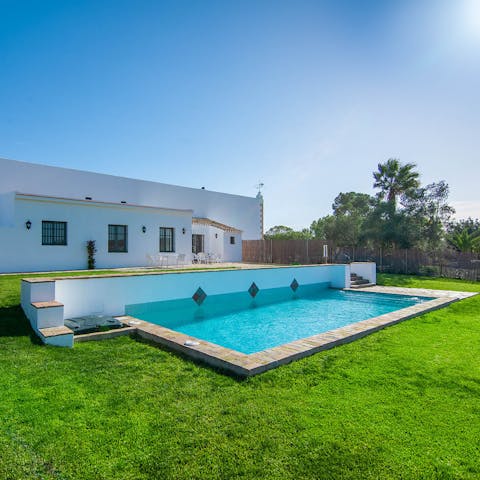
<box><xmin>215</xmin><ymin>233</ymin><xmax>218</xmax><ymax>239</ymax></box>
<box><xmin>142</xmin><ymin>226</ymin><xmax>146</xmax><ymax>233</ymax></box>
<box><xmin>182</xmin><ymin>227</ymin><xmax>186</xmax><ymax>235</ymax></box>
<box><xmin>25</xmin><ymin>220</ymin><xmax>32</xmax><ymax>230</ymax></box>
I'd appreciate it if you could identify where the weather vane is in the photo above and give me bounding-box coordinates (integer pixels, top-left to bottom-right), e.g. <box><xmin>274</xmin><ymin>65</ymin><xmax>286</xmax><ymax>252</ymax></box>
<box><xmin>255</xmin><ymin>181</ymin><xmax>264</xmax><ymax>195</ymax></box>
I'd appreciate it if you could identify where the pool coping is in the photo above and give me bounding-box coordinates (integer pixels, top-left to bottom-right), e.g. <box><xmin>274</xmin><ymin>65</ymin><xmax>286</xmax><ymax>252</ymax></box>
<box><xmin>96</xmin><ymin>286</ymin><xmax>476</xmax><ymax>377</ymax></box>
<box><xmin>20</xmin><ymin>263</ymin><xmax>344</xmax><ymax>283</ymax></box>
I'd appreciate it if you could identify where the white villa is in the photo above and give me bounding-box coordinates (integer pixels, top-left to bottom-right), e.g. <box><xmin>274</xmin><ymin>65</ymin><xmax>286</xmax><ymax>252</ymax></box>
<box><xmin>0</xmin><ymin>158</ymin><xmax>263</xmax><ymax>273</ymax></box>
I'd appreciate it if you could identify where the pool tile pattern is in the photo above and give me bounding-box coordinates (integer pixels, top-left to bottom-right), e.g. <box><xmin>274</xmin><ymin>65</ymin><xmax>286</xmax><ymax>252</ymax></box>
<box><xmin>248</xmin><ymin>282</ymin><xmax>259</xmax><ymax>298</ymax></box>
<box><xmin>192</xmin><ymin>287</ymin><xmax>207</xmax><ymax>306</ymax></box>
<box><xmin>290</xmin><ymin>278</ymin><xmax>299</xmax><ymax>292</ymax></box>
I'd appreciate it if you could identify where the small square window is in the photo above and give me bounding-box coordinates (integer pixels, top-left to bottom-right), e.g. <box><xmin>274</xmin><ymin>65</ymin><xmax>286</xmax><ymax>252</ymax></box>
<box><xmin>160</xmin><ymin>227</ymin><xmax>175</xmax><ymax>252</ymax></box>
<box><xmin>230</xmin><ymin>236</ymin><xmax>235</xmax><ymax>245</ymax></box>
<box><xmin>42</xmin><ymin>221</ymin><xmax>67</xmax><ymax>246</ymax></box>
<box><xmin>108</xmin><ymin>224</ymin><xmax>128</xmax><ymax>252</ymax></box>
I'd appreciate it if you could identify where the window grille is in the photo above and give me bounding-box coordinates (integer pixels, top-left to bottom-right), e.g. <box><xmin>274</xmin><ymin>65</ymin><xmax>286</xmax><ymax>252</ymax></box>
<box><xmin>108</xmin><ymin>224</ymin><xmax>128</xmax><ymax>252</ymax></box>
<box><xmin>42</xmin><ymin>221</ymin><xmax>67</xmax><ymax>246</ymax></box>
<box><xmin>160</xmin><ymin>227</ymin><xmax>175</xmax><ymax>252</ymax></box>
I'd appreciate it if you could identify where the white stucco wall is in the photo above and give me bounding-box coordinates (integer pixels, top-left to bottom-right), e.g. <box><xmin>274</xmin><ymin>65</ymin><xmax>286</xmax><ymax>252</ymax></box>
<box><xmin>192</xmin><ymin>223</ymin><xmax>224</xmax><ymax>256</ymax></box>
<box><xmin>0</xmin><ymin>195</ymin><xmax>192</xmax><ymax>272</ymax></box>
<box><xmin>0</xmin><ymin>157</ymin><xmax>262</xmax><ymax>240</ymax></box>
<box><xmin>52</xmin><ymin>265</ymin><xmax>349</xmax><ymax>319</ymax></box>
<box><xmin>191</xmin><ymin>224</ymin><xmax>242</xmax><ymax>261</ymax></box>
<box><xmin>223</xmin><ymin>232</ymin><xmax>242</xmax><ymax>262</ymax></box>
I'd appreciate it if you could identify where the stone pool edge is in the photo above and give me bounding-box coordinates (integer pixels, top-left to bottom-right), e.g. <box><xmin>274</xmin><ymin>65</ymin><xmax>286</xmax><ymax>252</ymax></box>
<box><xmin>87</xmin><ymin>286</ymin><xmax>476</xmax><ymax>378</ymax></box>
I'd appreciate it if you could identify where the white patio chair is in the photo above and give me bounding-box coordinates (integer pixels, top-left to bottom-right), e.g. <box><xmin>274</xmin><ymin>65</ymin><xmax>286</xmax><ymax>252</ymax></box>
<box><xmin>176</xmin><ymin>254</ymin><xmax>186</xmax><ymax>267</ymax></box>
<box><xmin>146</xmin><ymin>254</ymin><xmax>155</xmax><ymax>267</ymax></box>
<box><xmin>197</xmin><ymin>252</ymin><xmax>207</xmax><ymax>264</ymax></box>
<box><xmin>157</xmin><ymin>254</ymin><xmax>168</xmax><ymax>267</ymax></box>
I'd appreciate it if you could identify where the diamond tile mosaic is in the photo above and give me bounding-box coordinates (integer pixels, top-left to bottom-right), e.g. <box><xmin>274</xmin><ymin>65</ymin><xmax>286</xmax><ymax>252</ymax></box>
<box><xmin>290</xmin><ymin>278</ymin><xmax>299</xmax><ymax>292</ymax></box>
<box><xmin>192</xmin><ymin>287</ymin><xmax>207</xmax><ymax>306</ymax></box>
<box><xmin>248</xmin><ymin>282</ymin><xmax>259</xmax><ymax>298</ymax></box>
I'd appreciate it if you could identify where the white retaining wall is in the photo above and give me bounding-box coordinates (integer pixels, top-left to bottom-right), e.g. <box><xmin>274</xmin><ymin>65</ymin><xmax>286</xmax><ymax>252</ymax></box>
<box><xmin>49</xmin><ymin>265</ymin><xmax>349</xmax><ymax>319</ymax></box>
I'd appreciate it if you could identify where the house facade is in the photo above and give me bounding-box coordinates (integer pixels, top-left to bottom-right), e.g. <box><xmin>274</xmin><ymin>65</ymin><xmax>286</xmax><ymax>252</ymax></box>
<box><xmin>0</xmin><ymin>158</ymin><xmax>263</xmax><ymax>273</ymax></box>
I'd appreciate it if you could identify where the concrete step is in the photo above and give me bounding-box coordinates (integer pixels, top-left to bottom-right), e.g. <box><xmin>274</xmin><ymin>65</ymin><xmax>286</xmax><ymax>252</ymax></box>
<box><xmin>350</xmin><ymin>274</ymin><xmax>364</xmax><ymax>280</ymax></box>
<box><xmin>30</xmin><ymin>301</ymin><xmax>64</xmax><ymax>330</ymax></box>
<box><xmin>351</xmin><ymin>278</ymin><xmax>370</xmax><ymax>285</ymax></box>
<box><xmin>38</xmin><ymin>325</ymin><xmax>74</xmax><ymax>347</ymax></box>
<box><xmin>349</xmin><ymin>283</ymin><xmax>375</xmax><ymax>289</ymax></box>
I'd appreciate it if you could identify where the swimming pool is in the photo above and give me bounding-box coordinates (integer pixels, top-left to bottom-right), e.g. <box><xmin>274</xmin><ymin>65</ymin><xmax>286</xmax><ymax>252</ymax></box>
<box><xmin>126</xmin><ymin>283</ymin><xmax>432</xmax><ymax>354</ymax></box>
<box><xmin>21</xmin><ymin>264</ymin><xmax>469</xmax><ymax>373</ymax></box>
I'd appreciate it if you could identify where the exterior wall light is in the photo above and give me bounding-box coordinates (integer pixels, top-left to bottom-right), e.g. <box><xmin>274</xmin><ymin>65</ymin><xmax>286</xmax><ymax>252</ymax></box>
<box><xmin>26</xmin><ymin>220</ymin><xmax>32</xmax><ymax>230</ymax></box>
<box><xmin>142</xmin><ymin>226</ymin><xmax>146</xmax><ymax>233</ymax></box>
<box><xmin>182</xmin><ymin>228</ymin><xmax>186</xmax><ymax>234</ymax></box>
<box><xmin>215</xmin><ymin>233</ymin><xmax>218</xmax><ymax>238</ymax></box>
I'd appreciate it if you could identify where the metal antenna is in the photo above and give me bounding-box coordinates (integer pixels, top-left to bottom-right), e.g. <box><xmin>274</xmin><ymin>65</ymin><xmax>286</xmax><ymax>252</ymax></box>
<box><xmin>255</xmin><ymin>181</ymin><xmax>264</xmax><ymax>194</ymax></box>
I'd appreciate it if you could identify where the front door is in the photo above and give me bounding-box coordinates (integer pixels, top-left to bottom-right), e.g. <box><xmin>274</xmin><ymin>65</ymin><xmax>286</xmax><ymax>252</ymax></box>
<box><xmin>192</xmin><ymin>234</ymin><xmax>204</xmax><ymax>253</ymax></box>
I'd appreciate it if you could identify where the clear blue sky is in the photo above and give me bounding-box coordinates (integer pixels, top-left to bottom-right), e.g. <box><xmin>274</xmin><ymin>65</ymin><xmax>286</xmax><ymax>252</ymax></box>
<box><xmin>1</xmin><ymin>0</ymin><xmax>479</xmax><ymax>229</ymax></box>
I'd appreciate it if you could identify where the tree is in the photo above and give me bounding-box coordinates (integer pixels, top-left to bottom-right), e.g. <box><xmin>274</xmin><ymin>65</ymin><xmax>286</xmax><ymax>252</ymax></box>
<box><xmin>264</xmin><ymin>225</ymin><xmax>312</xmax><ymax>240</ymax></box>
<box><xmin>332</xmin><ymin>192</ymin><xmax>374</xmax><ymax>216</ymax></box>
<box><xmin>449</xmin><ymin>229</ymin><xmax>480</xmax><ymax>253</ymax></box>
<box><xmin>361</xmin><ymin>200</ymin><xmax>421</xmax><ymax>249</ymax></box>
<box><xmin>401</xmin><ymin>181</ymin><xmax>455</xmax><ymax>250</ymax></box>
<box><xmin>447</xmin><ymin>218</ymin><xmax>480</xmax><ymax>237</ymax></box>
<box><xmin>311</xmin><ymin>192</ymin><xmax>374</xmax><ymax>247</ymax></box>
<box><xmin>373</xmin><ymin>158</ymin><xmax>420</xmax><ymax>205</ymax></box>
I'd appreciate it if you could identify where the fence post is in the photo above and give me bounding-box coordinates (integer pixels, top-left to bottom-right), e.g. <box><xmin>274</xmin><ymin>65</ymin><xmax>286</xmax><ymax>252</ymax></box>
<box><xmin>306</xmin><ymin>239</ymin><xmax>309</xmax><ymax>264</ymax></box>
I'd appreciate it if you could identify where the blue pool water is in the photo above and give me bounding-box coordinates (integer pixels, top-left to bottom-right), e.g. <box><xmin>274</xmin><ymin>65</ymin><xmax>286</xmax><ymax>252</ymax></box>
<box><xmin>126</xmin><ymin>284</ymin><xmax>432</xmax><ymax>354</ymax></box>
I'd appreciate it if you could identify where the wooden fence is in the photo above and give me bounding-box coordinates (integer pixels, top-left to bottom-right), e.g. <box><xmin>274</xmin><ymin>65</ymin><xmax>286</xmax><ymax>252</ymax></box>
<box><xmin>242</xmin><ymin>239</ymin><xmax>480</xmax><ymax>281</ymax></box>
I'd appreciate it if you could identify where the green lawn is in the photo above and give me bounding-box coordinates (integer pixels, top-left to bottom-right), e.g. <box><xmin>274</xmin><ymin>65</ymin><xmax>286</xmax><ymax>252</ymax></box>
<box><xmin>0</xmin><ymin>273</ymin><xmax>479</xmax><ymax>479</ymax></box>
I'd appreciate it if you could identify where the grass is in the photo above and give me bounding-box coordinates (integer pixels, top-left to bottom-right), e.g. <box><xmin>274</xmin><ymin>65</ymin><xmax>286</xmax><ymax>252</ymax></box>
<box><xmin>0</xmin><ymin>272</ymin><xmax>479</xmax><ymax>479</ymax></box>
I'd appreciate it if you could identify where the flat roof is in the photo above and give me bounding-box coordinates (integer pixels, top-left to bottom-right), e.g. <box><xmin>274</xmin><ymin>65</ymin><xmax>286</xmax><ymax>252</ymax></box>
<box><xmin>2</xmin><ymin>157</ymin><xmax>257</xmax><ymax>200</ymax></box>
<box><xmin>15</xmin><ymin>192</ymin><xmax>193</xmax><ymax>215</ymax></box>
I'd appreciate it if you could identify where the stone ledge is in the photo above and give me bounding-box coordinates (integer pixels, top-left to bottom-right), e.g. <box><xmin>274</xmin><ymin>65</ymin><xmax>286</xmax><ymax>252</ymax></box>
<box><xmin>19</xmin><ymin>263</ymin><xmax>344</xmax><ymax>283</ymax></box>
<box><xmin>39</xmin><ymin>326</ymin><xmax>74</xmax><ymax>337</ymax></box>
<box><xmin>31</xmin><ymin>301</ymin><xmax>64</xmax><ymax>309</ymax></box>
<box><xmin>22</xmin><ymin>278</ymin><xmax>56</xmax><ymax>284</ymax></box>
<box><xmin>75</xmin><ymin>327</ymin><xmax>136</xmax><ymax>342</ymax></box>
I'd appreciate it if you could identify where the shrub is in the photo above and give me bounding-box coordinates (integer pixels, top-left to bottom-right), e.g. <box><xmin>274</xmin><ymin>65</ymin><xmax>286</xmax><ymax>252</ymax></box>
<box><xmin>86</xmin><ymin>240</ymin><xmax>97</xmax><ymax>270</ymax></box>
<box><xmin>418</xmin><ymin>265</ymin><xmax>440</xmax><ymax>277</ymax></box>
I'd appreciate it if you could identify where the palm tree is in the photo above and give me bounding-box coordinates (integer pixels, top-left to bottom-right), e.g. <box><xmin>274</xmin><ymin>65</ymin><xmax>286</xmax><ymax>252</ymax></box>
<box><xmin>373</xmin><ymin>158</ymin><xmax>420</xmax><ymax>205</ymax></box>
<box><xmin>450</xmin><ymin>229</ymin><xmax>480</xmax><ymax>253</ymax></box>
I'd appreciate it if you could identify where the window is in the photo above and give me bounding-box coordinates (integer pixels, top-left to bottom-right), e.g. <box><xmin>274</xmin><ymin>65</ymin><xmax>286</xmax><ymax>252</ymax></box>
<box><xmin>230</xmin><ymin>236</ymin><xmax>236</xmax><ymax>245</ymax></box>
<box><xmin>160</xmin><ymin>227</ymin><xmax>175</xmax><ymax>252</ymax></box>
<box><xmin>108</xmin><ymin>224</ymin><xmax>128</xmax><ymax>252</ymax></box>
<box><xmin>192</xmin><ymin>234</ymin><xmax>204</xmax><ymax>254</ymax></box>
<box><xmin>42</xmin><ymin>221</ymin><xmax>67</xmax><ymax>245</ymax></box>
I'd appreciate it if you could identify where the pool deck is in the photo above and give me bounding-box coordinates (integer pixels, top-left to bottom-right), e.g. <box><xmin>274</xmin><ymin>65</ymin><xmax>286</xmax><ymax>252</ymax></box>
<box><xmin>79</xmin><ymin>285</ymin><xmax>477</xmax><ymax>377</ymax></box>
